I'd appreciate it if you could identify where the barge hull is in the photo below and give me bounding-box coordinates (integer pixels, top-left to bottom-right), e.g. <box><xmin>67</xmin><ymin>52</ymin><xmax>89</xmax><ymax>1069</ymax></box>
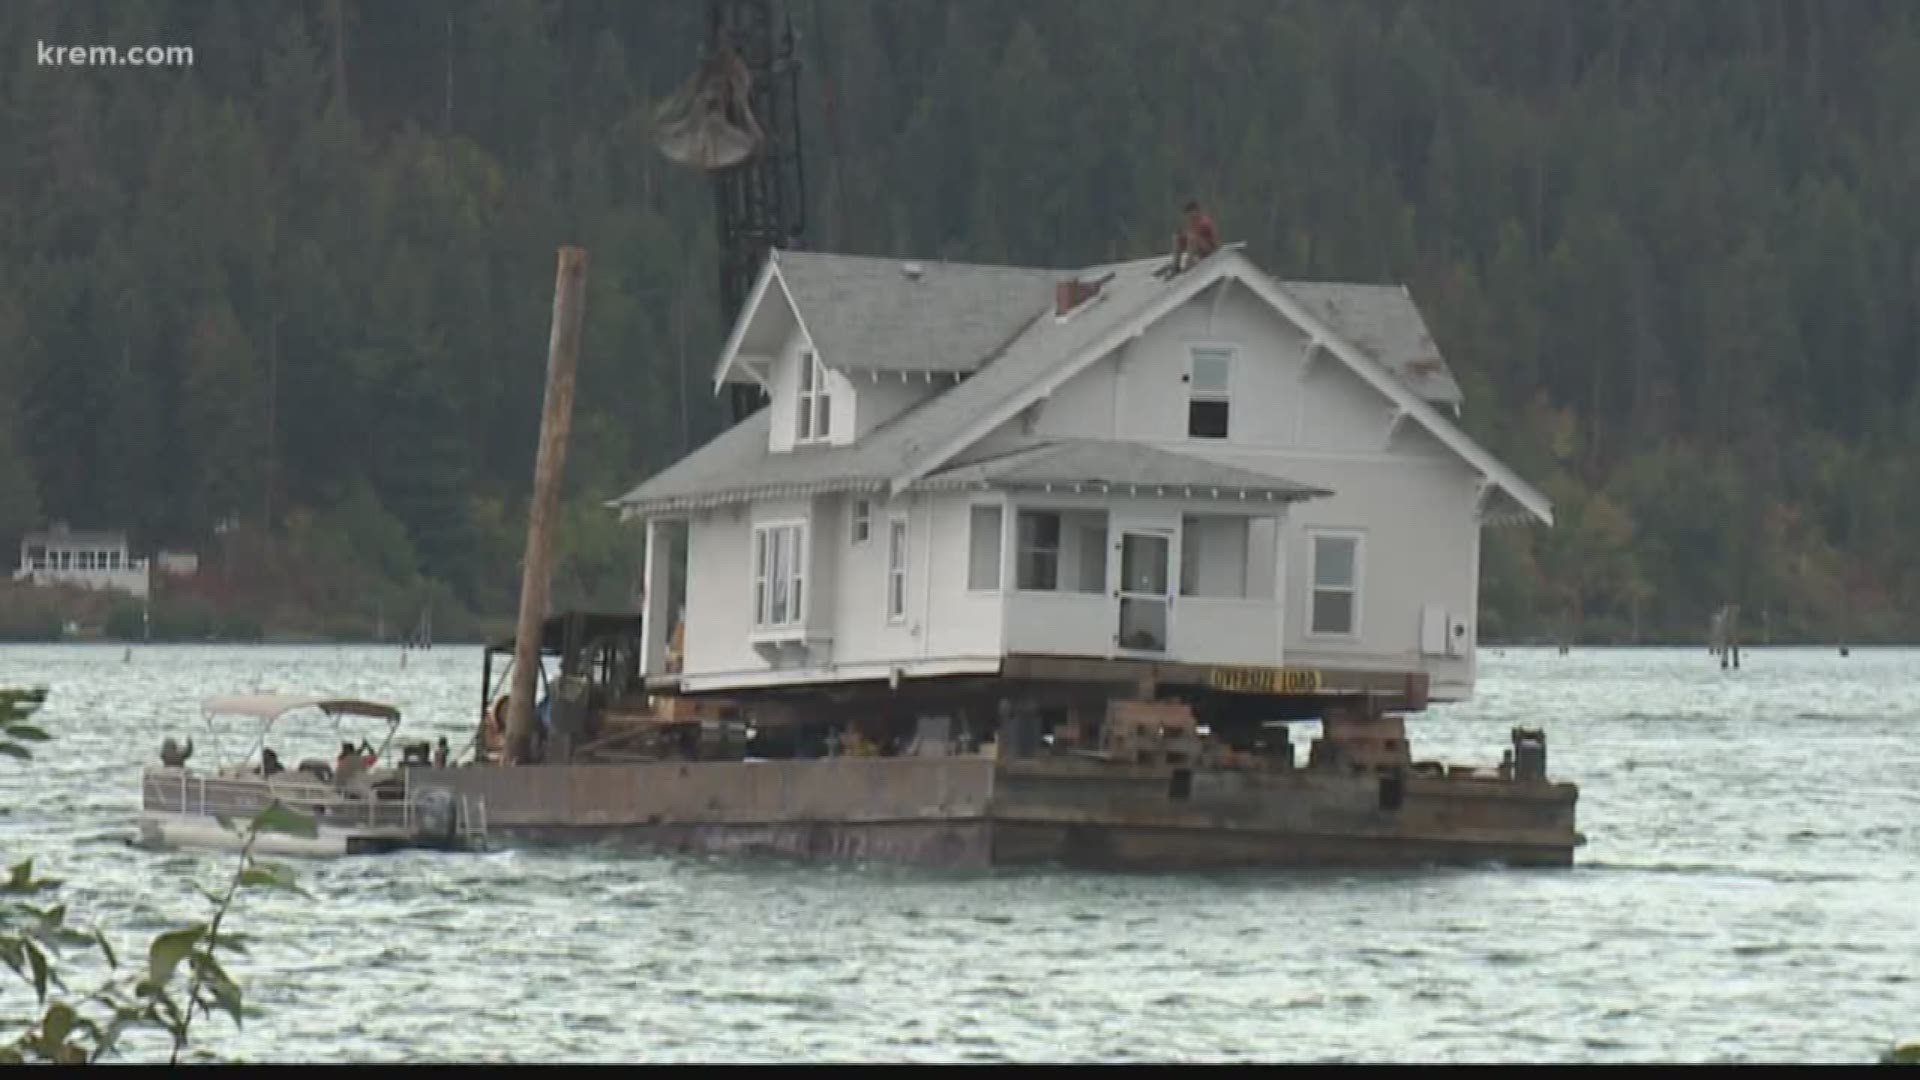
<box><xmin>421</xmin><ymin>757</ymin><xmax>1578</xmax><ymax>871</ymax></box>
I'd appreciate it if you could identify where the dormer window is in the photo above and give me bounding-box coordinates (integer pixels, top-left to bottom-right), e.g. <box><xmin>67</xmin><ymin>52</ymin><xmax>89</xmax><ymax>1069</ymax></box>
<box><xmin>1188</xmin><ymin>346</ymin><xmax>1233</xmax><ymax>439</ymax></box>
<box><xmin>795</xmin><ymin>351</ymin><xmax>830</xmax><ymax>443</ymax></box>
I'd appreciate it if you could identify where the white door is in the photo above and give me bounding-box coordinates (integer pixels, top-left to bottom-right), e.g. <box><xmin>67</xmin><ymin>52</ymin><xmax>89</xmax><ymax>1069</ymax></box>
<box><xmin>1115</xmin><ymin>530</ymin><xmax>1173</xmax><ymax>653</ymax></box>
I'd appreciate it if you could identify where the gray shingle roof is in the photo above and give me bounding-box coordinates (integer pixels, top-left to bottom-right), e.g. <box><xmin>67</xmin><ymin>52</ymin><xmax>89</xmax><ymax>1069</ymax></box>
<box><xmin>1284</xmin><ymin>282</ymin><xmax>1463</xmax><ymax>406</ymax></box>
<box><xmin>923</xmin><ymin>440</ymin><xmax>1331</xmax><ymax>502</ymax></box>
<box><xmin>776</xmin><ymin>251</ymin><xmax>1060</xmax><ymax>374</ymax></box>
<box><xmin>606</xmin><ymin>410</ymin><xmax>891</xmax><ymax>513</ymax></box>
<box><xmin>615</xmin><ymin>247</ymin><xmax>1459</xmax><ymax>514</ymax></box>
<box><xmin>615</xmin><ymin>252</ymin><xmax>1182</xmax><ymax>514</ymax></box>
<box><xmin>767</xmin><ymin>251</ymin><xmax>1462</xmax><ymax>404</ymax></box>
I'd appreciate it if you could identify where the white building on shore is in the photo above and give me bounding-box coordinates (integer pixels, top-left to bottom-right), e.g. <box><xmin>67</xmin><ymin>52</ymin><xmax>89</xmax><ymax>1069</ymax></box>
<box><xmin>13</xmin><ymin>524</ymin><xmax>151</xmax><ymax>599</ymax></box>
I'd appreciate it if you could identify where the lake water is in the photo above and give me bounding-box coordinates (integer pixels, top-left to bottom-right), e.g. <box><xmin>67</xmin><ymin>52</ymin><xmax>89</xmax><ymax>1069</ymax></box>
<box><xmin>0</xmin><ymin>644</ymin><xmax>1914</xmax><ymax>1062</ymax></box>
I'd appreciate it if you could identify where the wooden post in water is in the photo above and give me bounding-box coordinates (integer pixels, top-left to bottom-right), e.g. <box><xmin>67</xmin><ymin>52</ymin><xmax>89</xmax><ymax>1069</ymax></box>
<box><xmin>504</xmin><ymin>246</ymin><xmax>589</xmax><ymax>766</ymax></box>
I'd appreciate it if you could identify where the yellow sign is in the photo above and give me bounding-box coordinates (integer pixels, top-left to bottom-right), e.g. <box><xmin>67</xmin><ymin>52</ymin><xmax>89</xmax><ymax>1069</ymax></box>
<box><xmin>1206</xmin><ymin>665</ymin><xmax>1323</xmax><ymax>694</ymax></box>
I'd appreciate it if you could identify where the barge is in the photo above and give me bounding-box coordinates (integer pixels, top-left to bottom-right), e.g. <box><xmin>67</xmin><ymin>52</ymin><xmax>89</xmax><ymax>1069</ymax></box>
<box><xmin>428</xmin><ymin>615</ymin><xmax>1578</xmax><ymax>870</ymax></box>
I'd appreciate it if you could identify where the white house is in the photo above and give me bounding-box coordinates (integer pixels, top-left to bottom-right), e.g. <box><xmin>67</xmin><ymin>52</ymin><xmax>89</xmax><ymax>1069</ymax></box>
<box><xmin>612</xmin><ymin>244</ymin><xmax>1550</xmax><ymax>702</ymax></box>
<box><xmin>14</xmin><ymin>524</ymin><xmax>151</xmax><ymax>599</ymax></box>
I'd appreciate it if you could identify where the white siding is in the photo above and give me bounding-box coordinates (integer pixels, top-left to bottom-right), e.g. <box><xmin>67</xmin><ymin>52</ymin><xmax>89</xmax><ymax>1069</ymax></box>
<box><xmin>923</xmin><ymin>494</ymin><xmax>1005</xmax><ymax>659</ymax></box>
<box><xmin>766</xmin><ymin>326</ymin><xmax>866</xmax><ymax>452</ymax></box>
<box><xmin>681</xmin><ymin>507</ymin><xmax>758</xmax><ymax>676</ymax></box>
<box><xmin>828</xmin><ymin>493</ymin><xmax>918</xmax><ymax>662</ymax></box>
<box><xmin>681</xmin><ymin>275</ymin><xmax>1509</xmax><ymax>699</ymax></box>
<box><xmin>765</xmin><ymin>327</ymin><xmax>804</xmax><ymax>453</ymax></box>
<box><xmin>1017</xmin><ymin>282</ymin><xmax>1482</xmax><ymax>698</ymax></box>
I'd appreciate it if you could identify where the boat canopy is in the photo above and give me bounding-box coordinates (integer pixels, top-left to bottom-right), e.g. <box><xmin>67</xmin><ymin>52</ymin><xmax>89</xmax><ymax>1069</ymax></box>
<box><xmin>200</xmin><ymin>695</ymin><xmax>401</xmax><ymax>724</ymax></box>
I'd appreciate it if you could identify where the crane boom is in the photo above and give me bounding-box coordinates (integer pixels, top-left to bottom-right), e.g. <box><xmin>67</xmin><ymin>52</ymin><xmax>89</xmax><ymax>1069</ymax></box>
<box><xmin>655</xmin><ymin>0</ymin><xmax>808</xmax><ymax>422</ymax></box>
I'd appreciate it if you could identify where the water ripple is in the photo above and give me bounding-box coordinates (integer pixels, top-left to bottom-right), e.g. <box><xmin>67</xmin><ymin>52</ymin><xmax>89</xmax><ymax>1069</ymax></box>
<box><xmin>1</xmin><ymin>644</ymin><xmax>1917</xmax><ymax>1062</ymax></box>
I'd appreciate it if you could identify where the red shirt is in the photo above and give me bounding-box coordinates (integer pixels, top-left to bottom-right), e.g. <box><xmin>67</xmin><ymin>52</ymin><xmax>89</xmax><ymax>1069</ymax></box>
<box><xmin>1189</xmin><ymin>213</ymin><xmax>1219</xmax><ymax>251</ymax></box>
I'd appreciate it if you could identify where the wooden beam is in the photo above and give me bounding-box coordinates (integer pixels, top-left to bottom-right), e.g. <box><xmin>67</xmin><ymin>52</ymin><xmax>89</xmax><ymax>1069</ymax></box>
<box><xmin>1297</xmin><ymin>340</ymin><xmax>1327</xmax><ymax>381</ymax></box>
<box><xmin>1472</xmin><ymin>478</ymin><xmax>1496</xmax><ymax>518</ymax></box>
<box><xmin>505</xmin><ymin>246</ymin><xmax>589</xmax><ymax>765</ymax></box>
<box><xmin>1383</xmin><ymin>406</ymin><xmax>1410</xmax><ymax>448</ymax></box>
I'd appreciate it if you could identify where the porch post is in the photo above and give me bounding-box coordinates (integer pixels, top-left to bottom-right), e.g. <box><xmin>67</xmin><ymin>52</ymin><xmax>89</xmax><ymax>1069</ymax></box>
<box><xmin>639</xmin><ymin>517</ymin><xmax>674</xmax><ymax>676</ymax></box>
<box><xmin>1273</xmin><ymin>511</ymin><xmax>1290</xmax><ymax>665</ymax></box>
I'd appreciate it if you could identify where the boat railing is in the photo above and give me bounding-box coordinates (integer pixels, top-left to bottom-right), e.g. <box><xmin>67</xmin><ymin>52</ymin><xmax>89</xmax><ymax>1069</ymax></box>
<box><xmin>142</xmin><ymin>767</ymin><xmax>489</xmax><ymax>849</ymax></box>
<box><xmin>142</xmin><ymin>768</ymin><xmax>415</xmax><ymax>831</ymax></box>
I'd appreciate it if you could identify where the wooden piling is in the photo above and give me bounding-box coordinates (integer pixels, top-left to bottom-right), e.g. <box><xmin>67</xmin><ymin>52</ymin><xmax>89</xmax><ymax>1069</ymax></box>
<box><xmin>504</xmin><ymin>246</ymin><xmax>589</xmax><ymax>765</ymax></box>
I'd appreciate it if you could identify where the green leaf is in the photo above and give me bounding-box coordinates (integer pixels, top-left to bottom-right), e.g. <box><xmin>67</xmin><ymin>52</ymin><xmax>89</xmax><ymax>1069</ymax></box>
<box><xmin>2</xmin><ymin>725</ymin><xmax>50</xmax><ymax>742</ymax></box>
<box><xmin>0</xmin><ymin>743</ymin><xmax>32</xmax><ymax>761</ymax></box>
<box><xmin>206</xmin><ymin>978</ymin><xmax>244</xmax><ymax>1029</ymax></box>
<box><xmin>1884</xmin><ymin>1043</ymin><xmax>1920</xmax><ymax>1065</ymax></box>
<box><xmin>253</xmin><ymin>801</ymin><xmax>319</xmax><ymax>839</ymax></box>
<box><xmin>41</xmin><ymin>999</ymin><xmax>76</xmax><ymax>1045</ymax></box>
<box><xmin>190</xmin><ymin>949</ymin><xmax>234</xmax><ymax>990</ymax></box>
<box><xmin>24</xmin><ymin>937</ymin><xmax>48</xmax><ymax>1002</ymax></box>
<box><xmin>3</xmin><ymin>859</ymin><xmax>58</xmax><ymax>895</ymax></box>
<box><xmin>146</xmin><ymin>924</ymin><xmax>207</xmax><ymax>988</ymax></box>
<box><xmin>0</xmin><ymin>1046</ymin><xmax>21</xmax><ymax>1064</ymax></box>
<box><xmin>92</xmin><ymin>928</ymin><xmax>117</xmax><ymax>970</ymax></box>
<box><xmin>47</xmin><ymin>928</ymin><xmax>94</xmax><ymax>952</ymax></box>
<box><xmin>236</xmin><ymin>863</ymin><xmax>306</xmax><ymax>897</ymax></box>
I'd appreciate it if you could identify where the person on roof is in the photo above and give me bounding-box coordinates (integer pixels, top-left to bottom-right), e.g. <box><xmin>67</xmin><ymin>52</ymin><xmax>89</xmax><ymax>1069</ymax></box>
<box><xmin>1174</xmin><ymin>199</ymin><xmax>1221</xmax><ymax>272</ymax></box>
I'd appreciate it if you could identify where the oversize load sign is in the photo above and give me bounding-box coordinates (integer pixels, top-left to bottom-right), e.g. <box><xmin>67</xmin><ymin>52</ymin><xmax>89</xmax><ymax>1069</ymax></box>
<box><xmin>1206</xmin><ymin>666</ymin><xmax>1323</xmax><ymax>694</ymax></box>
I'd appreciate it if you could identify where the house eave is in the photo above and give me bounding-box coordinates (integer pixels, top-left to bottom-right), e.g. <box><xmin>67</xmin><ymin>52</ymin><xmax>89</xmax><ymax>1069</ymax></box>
<box><xmin>612</xmin><ymin>476</ymin><xmax>891</xmax><ymax>517</ymax></box>
<box><xmin>914</xmin><ymin>478</ymin><xmax>1330</xmax><ymax>504</ymax></box>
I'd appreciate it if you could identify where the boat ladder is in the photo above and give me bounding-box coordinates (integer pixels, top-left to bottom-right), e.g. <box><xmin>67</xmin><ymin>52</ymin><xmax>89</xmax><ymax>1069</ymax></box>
<box><xmin>457</xmin><ymin>794</ymin><xmax>490</xmax><ymax>851</ymax></box>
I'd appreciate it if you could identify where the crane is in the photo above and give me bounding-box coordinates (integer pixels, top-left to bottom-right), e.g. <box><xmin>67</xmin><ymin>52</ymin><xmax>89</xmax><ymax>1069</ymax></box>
<box><xmin>654</xmin><ymin>0</ymin><xmax>809</xmax><ymax>422</ymax></box>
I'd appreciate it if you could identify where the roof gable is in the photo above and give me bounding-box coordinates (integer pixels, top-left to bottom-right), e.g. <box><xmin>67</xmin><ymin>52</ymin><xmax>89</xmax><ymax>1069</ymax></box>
<box><xmin>1285</xmin><ymin>282</ymin><xmax>1462</xmax><ymax>407</ymax></box>
<box><xmin>629</xmin><ymin>247</ymin><xmax>1548</xmax><ymax>525</ymax></box>
<box><xmin>777</xmin><ymin>251</ymin><xmax>1060</xmax><ymax>375</ymax></box>
<box><xmin>892</xmin><ymin>248</ymin><xmax>1552</xmax><ymax>525</ymax></box>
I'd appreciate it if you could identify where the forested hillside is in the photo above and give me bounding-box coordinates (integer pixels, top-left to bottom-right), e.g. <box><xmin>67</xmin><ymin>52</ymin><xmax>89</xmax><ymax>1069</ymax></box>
<box><xmin>2</xmin><ymin>0</ymin><xmax>1917</xmax><ymax>642</ymax></box>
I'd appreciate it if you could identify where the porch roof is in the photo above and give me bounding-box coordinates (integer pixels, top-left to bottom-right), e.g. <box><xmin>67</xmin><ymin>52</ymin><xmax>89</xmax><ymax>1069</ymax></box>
<box><xmin>921</xmin><ymin>441</ymin><xmax>1332</xmax><ymax>503</ymax></box>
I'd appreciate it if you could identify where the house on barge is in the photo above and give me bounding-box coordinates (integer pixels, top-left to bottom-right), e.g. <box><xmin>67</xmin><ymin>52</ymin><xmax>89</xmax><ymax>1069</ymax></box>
<box><xmin>613</xmin><ymin>244</ymin><xmax>1549</xmax><ymax>721</ymax></box>
<box><xmin>425</xmin><ymin>243</ymin><xmax>1580</xmax><ymax>869</ymax></box>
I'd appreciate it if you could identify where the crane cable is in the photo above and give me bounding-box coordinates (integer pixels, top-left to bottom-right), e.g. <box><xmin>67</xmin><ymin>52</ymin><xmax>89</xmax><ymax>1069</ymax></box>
<box><xmin>811</xmin><ymin>0</ymin><xmax>856</xmax><ymax>249</ymax></box>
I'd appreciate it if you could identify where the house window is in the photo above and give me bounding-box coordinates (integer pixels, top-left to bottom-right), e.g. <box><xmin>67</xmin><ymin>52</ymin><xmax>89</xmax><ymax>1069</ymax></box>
<box><xmin>752</xmin><ymin>523</ymin><xmax>806</xmax><ymax>630</ymax></box>
<box><xmin>851</xmin><ymin>499</ymin><xmax>871</xmax><ymax>544</ymax></box>
<box><xmin>108</xmin><ymin>551</ymin><xmax>121</xmax><ymax>570</ymax></box>
<box><xmin>1188</xmin><ymin>346</ymin><xmax>1233</xmax><ymax>439</ymax></box>
<box><xmin>1012</xmin><ymin>511</ymin><xmax>1106</xmax><ymax>593</ymax></box>
<box><xmin>1016</xmin><ymin>511</ymin><xmax>1061</xmax><ymax>591</ymax></box>
<box><xmin>795</xmin><ymin>351</ymin><xmax>830</xmax><ymax>443</ymax></box>
<box><xmin>886</xmin><ymin>518</ymin><xmax>908</xmax><ymax>623</ymax></box>
<box><xmin>1309</xmin><ymin>532</ymin><xmax>1362</xmax><ymax>636</ymax></box>
<box><xmin>1180</xmin><ymin>514</ymin><xmax>1250</xmax><ymax>598</ymax></box>
<box><xmin>26</xmin><ymin>545</ymin><xmax>45</xmax><ymax>570</ymax></box>
<box><xmin>968</xmin><ymin>506</ymin><xmax>1002</xmax><ymax>591</ymax></box>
